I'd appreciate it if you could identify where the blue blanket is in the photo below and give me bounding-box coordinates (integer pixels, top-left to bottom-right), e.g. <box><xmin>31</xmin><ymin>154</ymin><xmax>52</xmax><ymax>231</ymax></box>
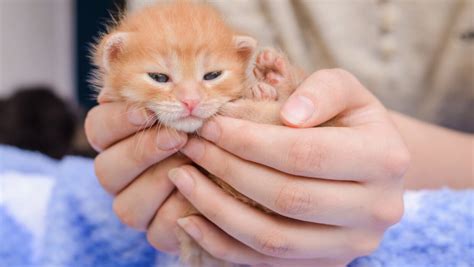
<box><xmin>1</xmin><ymin>144</ymin><xmax>473</xmax><ymax>267</ymax></box>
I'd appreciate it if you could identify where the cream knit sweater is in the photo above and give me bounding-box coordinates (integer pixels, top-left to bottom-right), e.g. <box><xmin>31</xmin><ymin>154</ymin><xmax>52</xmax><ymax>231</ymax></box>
<box><xmin>129</xmin><ymin>0</ymin><xmax>473</xmax><ymax>132</ymax></box>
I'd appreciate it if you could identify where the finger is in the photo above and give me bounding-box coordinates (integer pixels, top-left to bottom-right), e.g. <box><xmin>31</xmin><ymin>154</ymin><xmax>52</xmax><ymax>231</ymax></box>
<box><xmin>112</xmin><ymin>155</ymin><xmax>190</xmax><ymax>230</ymax></box>
<box><xmin>178</xmin><ymin>215</ymin><xmax>349</xmax><ymax>267</ymax></box>
<box><xmin>97</xmin><ymin>86</ymin><xmax>121</xmax><ymax>104</ymax></box>
<box><xmin>94</xmin><ymin>127</ymin><xmax>187</xmax><ymax>194</ymax></box>
<box><xmin>168</xmin><ymin>166</ymin><xmax>366</xmax><ymax>259</ymax></box>
<box><xmin>198</xmin><ymin>116</ymin><xmax>396</xmax><ymax>181</ymax></box>
<box><xmin>147</xmin><ymin>190</ymin><xmax>193</xmax><ymax>254</ymax></box>
<box><xmin>180</xmin><ymin>138</ymin><xmax>373</xmax><ymax>227</ymax></box>
<box><xmin>279</xmin><ymin>68</ymin><xmax>378</xmax><ymax>128</ymax></box>
<box><xmin>85</xmin><ymin>102</ymin><xmax>154</xmax><ymax>151</ymax></box>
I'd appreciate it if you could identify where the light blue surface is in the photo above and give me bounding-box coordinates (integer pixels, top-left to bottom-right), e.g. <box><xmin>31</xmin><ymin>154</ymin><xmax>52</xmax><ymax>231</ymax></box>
<box><xmin>0</xmin><ymin>145</ymin><xmax>473</xmax><ymax>267</ymax></box>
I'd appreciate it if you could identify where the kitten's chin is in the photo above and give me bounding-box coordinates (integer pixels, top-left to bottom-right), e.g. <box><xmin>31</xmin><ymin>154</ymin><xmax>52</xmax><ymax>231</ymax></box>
<box><xmin>165</xmin><ymin>117</ymin><xmax>204</xmax><ymax>133</ymax></box>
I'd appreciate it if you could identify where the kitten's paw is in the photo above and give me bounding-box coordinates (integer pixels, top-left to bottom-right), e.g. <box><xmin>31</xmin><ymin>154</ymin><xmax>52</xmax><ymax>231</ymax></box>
<box><xmin>219</xmin><ymin>101</ymin><xmax>242</xmax><ymax>119</ymax></box>
<box><xmin>253</xmin><ymin>48</ymin><xmax>289</xmax><ymax>86</ymax></box>
<box><xmin>250</xmin><ymin>82</ymin><xmax>278</xmax><ymax>101</ymax></box>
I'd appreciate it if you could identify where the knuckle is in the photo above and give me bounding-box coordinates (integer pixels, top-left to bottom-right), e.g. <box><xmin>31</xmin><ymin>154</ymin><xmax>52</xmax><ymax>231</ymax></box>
<box><xmin>159</xmin><ymin>212</ymin><xmax>178</xmax><ymax>228</ymax></box>
<box><xmin>311</xmin><ymin>68</ymin><xmax>351</xmax><ymax>84</ymax></box>
<box><xmin>148</xmin><ymin>216</ymin><xmax>174</xmax><ymax>241</ymax></box>
<box><xmin>203</xmin><ymin>150</ymin><xmax>231</xmax><ymax>180</ymax></box>
<box><xmin>353</xmin><ymin>239</ymin><xmax>381</xmax><ymax>256</ymax></box>
<box><xmin>382</xmin><ymin>147</ymin><xmax>411</xmax><ymax>179</ymax></box>
<box><xmin>232</xmin><ymin>124</ymin><xmax>257</xmax><ymax>155</ymax></box>
<box><xmin>146</xmin><ymin>228</ymin><xmax>177</xmax><ymax>253</ymax></box>
<box><xmin>371</xmin><ymin>195</ymin><xmax>404</xmax><ymax>226</ymax></box>
<box><xmin>112</xmin><ymin>199</ymin><xmax>146</xmax><ymax>230</ymax></box>
<box><xmin>217</xmin><ymin>160</ymin><xmax>231</xmax><ymax>180</ymax></box>
<box><xmin>253</xmin><ymin>230</ymin><xmax>291</xmax><ymax>257</ymax></box>
<box><xmin>145</xmin><ymin>230</ymin><xmax>158</xmax><ymax>248</ymax></box>
<box><xmin>94</xmin><ymin>156</ymin><xmax>116</xmax><ymax>194</ymax></box>
<box><xmin>348</xmin><ymin>233</ymin><xmax>382</xmax><ymax>256</ymax></box>
<box><xmin>274</xmin><ymin>183</ymin><xmax>312</xmax><ymax>216</ymax></box>
<box><xmin>309</xmin><ymin>68</ymin><xmax>360</xmax><ymax>97</ymax></box>
<box><xmin>287</xmin><ymin>136</ymin><xmax>325</xmax><ymax>176</ymax></box>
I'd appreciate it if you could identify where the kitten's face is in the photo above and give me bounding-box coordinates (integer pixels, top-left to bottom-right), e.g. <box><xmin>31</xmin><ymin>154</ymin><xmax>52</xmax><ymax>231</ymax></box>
<box><xmin>111</xmin><ymin>46</ymin><xmax>247</xmax><ymax>132</ymax></box>
<box><xmin>94</xmin><ymin>3</ymin><xmax>256</xmax><ymax>132</ymax></box>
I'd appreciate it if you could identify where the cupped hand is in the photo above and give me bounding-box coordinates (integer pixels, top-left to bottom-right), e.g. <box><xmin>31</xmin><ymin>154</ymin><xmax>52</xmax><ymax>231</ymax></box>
<box><xmin>169</xmin><ymin>69</ymin><xmax>410</xmax><ymax>266</ymax></box>
<box><xmin>84</xmin><ymin>101</ymin><xmax>191</xmax><ymax>253</ymax></box>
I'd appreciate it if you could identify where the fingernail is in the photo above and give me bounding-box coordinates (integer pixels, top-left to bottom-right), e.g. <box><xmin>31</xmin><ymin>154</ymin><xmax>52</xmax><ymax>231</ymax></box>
<box><xmin>127</xmin><ymin>108</ymin><xmax>149</xmax><ymax>126</ymax></box>
<box><xmin>177</xmin><ymin>217</ymin><xmax>202</xmax><ymax>241</ymax></box>
<box><xmin>180</xmin><ymin>139</ymin><xmax>205</xmax><ymax>160</ymax></box>
<box><xmin>157</xmin><ymin>133</ymin><xmax>186</xmax><ymax>151</ymax></box>
<box><xmin>168</xmin><ymin>168</ymin><xmax>194</xmax><ymax>196</ymax></box>
<box><xmin>281</xmin><ymin>95</ymin><xmax>314</xmax><ymax>125</ymax></box>
<box><xmin>198</xmin><ymin>120</ymin><xmax>220</xmax><ymax>143</ymax></box>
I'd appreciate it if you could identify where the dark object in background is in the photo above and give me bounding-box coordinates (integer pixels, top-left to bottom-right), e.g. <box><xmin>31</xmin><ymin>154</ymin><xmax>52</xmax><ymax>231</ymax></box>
<box><xmin>0</xmin><ymin>87</ymin><xmax>76</xmax><ymax>159</ymax></box>
<box><xmin>76</xmin><ymin>0</ymin><xmax>126</xmax><ymax>110</ymax></box>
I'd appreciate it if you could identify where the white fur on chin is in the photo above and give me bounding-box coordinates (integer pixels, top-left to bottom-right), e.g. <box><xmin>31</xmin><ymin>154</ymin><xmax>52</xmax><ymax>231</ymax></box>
<box><xmin>164</xmin><ymin>117</ymin><xmax>203</xmax><ymax>133</ymax></box>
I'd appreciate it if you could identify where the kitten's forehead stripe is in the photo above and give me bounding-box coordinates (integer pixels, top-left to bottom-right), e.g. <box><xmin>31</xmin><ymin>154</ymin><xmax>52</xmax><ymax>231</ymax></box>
<box><xmin>169</xmin><ymin>52</ymin><xmax>181</xmax><ymax>81</ymax></box>
<box><xmin>195</xmin><ymin>52</ymin><xmax>206</xmax><ymax>80</ymax></box>
<box><xmin>181</xmin><ymin>49</ymin><xmax>197</xmax><ymax>80</ymax></box>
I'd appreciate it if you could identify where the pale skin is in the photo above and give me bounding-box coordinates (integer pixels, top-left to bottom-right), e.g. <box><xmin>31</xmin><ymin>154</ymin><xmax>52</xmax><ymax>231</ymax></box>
<box><xmin>85</xmin><ymin>69</ymin><xmax>473</xmax><ymax>266</ymax></box>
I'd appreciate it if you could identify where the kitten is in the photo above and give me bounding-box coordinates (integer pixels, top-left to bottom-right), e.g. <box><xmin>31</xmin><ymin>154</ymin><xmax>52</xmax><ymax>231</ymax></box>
<box><xmin>91</xmin><ymin>2</ymin><xmax>304</xmax><ymax>266</ymax></box>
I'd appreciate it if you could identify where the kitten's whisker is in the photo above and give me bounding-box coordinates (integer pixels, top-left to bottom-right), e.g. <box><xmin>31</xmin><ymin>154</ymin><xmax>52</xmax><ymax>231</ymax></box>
<box><xmin>117</xmin><ymin>105</ymin><xmax>153</xmax><ymax>156</ymax></box>
<box><xmin>150</xmin><ymin>105</ymin><xmax>183</xmax><ymax>110</ymax></box>
<box><xmin>113</xmin><ymin>103</ymin><xmax>147</xmax><ymax>122</ymax></box>
<box><xmin>133</xmin><ymin>109</ymin><xmax>156</xmax><ymax>157</ymax></box>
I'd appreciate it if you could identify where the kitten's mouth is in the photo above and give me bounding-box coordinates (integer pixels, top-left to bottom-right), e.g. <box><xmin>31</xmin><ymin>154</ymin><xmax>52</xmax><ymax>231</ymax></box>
<box><xmin>158</xmin><ymin>112</ymin><xmax>216</xmax><ymax>133</ymax></box>
<box><xmin>182</xmin><ymin>114</ymin><xmax>201</xmax><ymax>119</ymax></box>
<box><xmin>167</xmin><ymin>116</ymin><xmax>206</xmax><ymax>133</ymax></box>
<box><xmin>149</xmin><ymin>101</ymin><xmax>225</xmax><ymax>133</ymax></box>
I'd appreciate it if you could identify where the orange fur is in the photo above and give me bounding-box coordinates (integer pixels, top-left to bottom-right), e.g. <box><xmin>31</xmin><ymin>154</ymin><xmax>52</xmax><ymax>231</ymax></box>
<box><xmin>92</xmin><ymin>1</ymin><xmax>256</xmax><ymax>132</ymax></box>
<box><xmin>91</xmin><ymin>2</ymin><xmax>304</xmax><ymax>267</ymax></box>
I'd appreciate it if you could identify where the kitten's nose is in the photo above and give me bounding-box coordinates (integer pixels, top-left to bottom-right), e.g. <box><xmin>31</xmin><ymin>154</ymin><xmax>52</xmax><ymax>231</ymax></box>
<box><xmin>181</xmin><ymin>99</ymin><xmax>200</xmax><ymax>112</ymax></box>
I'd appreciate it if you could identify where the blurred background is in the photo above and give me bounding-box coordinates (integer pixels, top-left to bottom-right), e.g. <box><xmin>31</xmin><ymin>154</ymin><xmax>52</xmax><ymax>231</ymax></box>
<box><xmin>0</xmin><ymin>0</ymin><xmax>127</xmax><ymax>158</ymax></box>
<box><xmin>0</xmin><ymin>0</ymin><xmax>472</xmax><ymax>160</ymax></box>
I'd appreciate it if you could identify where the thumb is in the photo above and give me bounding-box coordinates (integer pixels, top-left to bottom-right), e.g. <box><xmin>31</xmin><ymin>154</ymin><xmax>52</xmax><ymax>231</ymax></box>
<box><xmin>280</xmin><ymin>69</ymin><xmax>371</xmax><ymax>128</ymax></box>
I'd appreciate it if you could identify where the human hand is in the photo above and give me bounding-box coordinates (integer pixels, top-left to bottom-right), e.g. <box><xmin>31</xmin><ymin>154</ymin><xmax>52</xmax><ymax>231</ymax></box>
<box><xmin>169</xmin><ymin>69</ymin><xmax>410</xmax><ymax>266</ymax></box>
<box><xmin>84</xmin><ymin>101</ymin><xmax>191</xmax><ymax>253</ymax></box>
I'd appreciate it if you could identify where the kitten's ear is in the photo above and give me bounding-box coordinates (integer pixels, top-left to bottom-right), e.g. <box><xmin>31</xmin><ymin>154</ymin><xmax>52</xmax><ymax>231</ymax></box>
<box><xmin>233</xmin><ymin>35</ymin><xmax>257</xmax><ymax>61</ymax></box>
<box><xmin>97</xmin><ymin>32</ymin><xmax>129</xmax><ymax>72</ymax></box>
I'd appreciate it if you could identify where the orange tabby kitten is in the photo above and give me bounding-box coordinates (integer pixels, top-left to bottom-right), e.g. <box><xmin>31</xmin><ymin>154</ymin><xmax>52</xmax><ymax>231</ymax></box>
<box><xmin>92</xmin><ymin>2</ymin><xmax>304</xmax><ymax>266</ymax></box>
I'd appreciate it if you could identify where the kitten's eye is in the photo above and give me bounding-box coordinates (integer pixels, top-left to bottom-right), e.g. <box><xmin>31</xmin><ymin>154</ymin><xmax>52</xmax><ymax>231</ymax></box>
<box><xmin>203</xmin><ymin>71</ymin><xmax>222</xmax><ymax>81</ymax></box>
<box><xmin>148</xmin><ymin>73</ymin><xmax>170</xmax><ymax>83</ymax></box>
